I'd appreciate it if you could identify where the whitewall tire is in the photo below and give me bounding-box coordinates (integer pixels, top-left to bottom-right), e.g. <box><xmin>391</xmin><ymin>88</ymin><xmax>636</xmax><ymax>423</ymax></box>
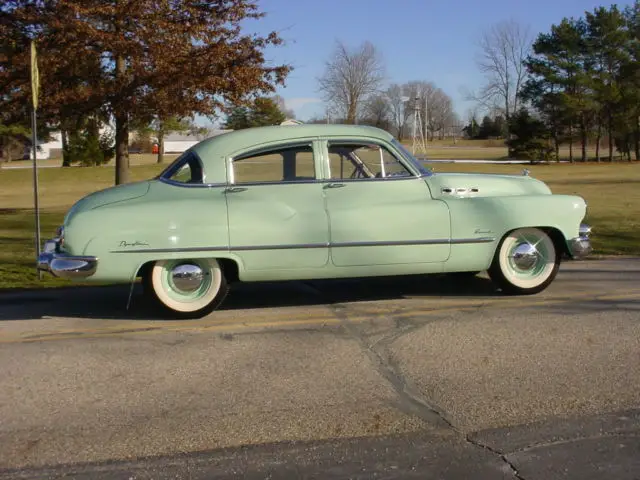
<box><xmin>144</xmin><ymin>258</ymin><xmax>229</xmax><ymax>318</ymax></box>
<box><xmin>488</xmin><ymin>228</ymin><xmax>560</xmax><ymax>295</ymax></box>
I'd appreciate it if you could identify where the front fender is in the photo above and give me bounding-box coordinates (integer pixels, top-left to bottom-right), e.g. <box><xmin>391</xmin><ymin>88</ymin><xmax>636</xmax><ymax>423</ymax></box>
<box><xmin>444</xmin><ymin>194</ymin><xmax>588</xmax><ymax>270</ymax></box>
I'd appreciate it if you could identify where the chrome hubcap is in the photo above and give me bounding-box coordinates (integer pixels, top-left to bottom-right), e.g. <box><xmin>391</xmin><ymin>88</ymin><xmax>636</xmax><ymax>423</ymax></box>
<box><xmin>510</xmin><ymin>242</ymin><xmax>539</xmax><ymax>271</ymax></box>
<box><xmin>171</xmin><ymin>264</ymin><xmax>204</xmax><ymax>293</ymax></box>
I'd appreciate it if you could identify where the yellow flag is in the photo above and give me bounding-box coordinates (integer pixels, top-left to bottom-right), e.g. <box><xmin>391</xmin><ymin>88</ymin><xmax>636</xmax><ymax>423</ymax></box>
<box><xmin>30</xmin><ymin>40</ymin><xmax>39</xmax><ymax>110</ymax></box>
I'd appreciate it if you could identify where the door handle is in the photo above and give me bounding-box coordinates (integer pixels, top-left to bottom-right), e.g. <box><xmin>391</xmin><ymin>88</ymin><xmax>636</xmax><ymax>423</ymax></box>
<box><xmin>324</xmin><ymin>183</ymin><xmax>346</xmax><ymax>189</ymax></box>
<box><xmin>225</xmin><ymin>186</ymin><xmax>248</xmax><ymax>193</ymax></box>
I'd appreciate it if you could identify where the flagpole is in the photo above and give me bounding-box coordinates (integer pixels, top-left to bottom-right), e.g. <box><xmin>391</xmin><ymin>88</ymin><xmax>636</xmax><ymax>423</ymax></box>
<box><xmin>30</xmin><ymin>40</ymin><xmax>41</xmax><ymax>279</ymax></box>
<box><xmin>32</xmin><ymin>106</ymin><xmax>41</xmax><ymax>278</ymax></box>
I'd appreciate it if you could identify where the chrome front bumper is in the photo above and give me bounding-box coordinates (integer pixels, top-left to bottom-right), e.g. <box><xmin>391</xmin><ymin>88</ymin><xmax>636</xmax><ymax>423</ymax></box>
<box><xmin>37</xmin><ymin>238</ymin><xmax>98</xmax><ymax>279</ymax></box>
<box><xmin>568</xmin><ymin>223</ymin><xmax>593</xmax><ymax>259</ymax></box>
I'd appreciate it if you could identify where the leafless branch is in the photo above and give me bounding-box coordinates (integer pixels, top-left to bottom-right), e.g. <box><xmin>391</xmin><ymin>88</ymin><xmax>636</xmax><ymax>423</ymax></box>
<box><xmin>317</xmin><ymin>40</ymin><xmax>385</xmax><ymax>123</ymax></box>
<box><xmin>471</xmin><ymin>19</ymin><xmax>532</xmax><ymax>120</ymax></box>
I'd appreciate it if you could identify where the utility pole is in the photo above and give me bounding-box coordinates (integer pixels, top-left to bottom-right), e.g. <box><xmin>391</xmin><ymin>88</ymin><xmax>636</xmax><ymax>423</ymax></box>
<box><xmin>424</xmin><ymin>95</ymin><xmax>429</xmax><ymax>143</ymax></box>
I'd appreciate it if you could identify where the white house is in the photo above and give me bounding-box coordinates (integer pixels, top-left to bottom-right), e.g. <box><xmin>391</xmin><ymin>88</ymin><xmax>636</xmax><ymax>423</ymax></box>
<box><xmin>31</xmin><ymin>123</ymin><xmax>116</xmax><ymax>160</ymax></box>
<box><xmin>163</xmin><ymin>129</ymin><xmax>231</xmax><ymax>153</ymax></box>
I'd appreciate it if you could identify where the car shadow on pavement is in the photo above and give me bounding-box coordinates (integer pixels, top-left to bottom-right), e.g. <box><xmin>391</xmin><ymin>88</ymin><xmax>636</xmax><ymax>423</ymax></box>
<box><xmin>0</xmin><ymin>273</ymin><xmax>499</xmax><ymax>321</ymax></box>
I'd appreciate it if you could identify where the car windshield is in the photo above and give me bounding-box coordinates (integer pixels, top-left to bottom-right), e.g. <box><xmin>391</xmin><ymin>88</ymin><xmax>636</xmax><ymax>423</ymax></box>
<box><xmin>391</xmin><ymin>138</ymin><xmax>432</xmax><ymax>176</ymax></box>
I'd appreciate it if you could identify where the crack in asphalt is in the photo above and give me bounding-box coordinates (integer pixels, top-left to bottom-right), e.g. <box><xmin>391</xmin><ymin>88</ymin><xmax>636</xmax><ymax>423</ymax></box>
<box><xmin>328</xmin><ymin>303</ymin><xmax>525</xmax><ymax>479</ymax></box>
<box><xmin>466</xmin><ymin>435</ymin><xmax>526</xmax><ymax>480</ymax></box>
<box><xmin>329</xmin><ymin>304</ymin><xmax>453</xmax><ymax>429</ymax></box>
<box><xmin>508</xmin><ymin>431</ymin><xmax>640</xmax><ymax>454</ymax></box>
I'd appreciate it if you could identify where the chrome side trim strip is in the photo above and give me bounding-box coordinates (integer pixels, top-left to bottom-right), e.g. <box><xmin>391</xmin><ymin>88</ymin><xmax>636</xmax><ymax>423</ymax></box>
<box><xmin>111</xmin><ymin>237</ymin><xmax>495</xmax><ymax>254</ymax></box>
<box><xmin>332</xmin><ymin>237</ymin><xmax>495</xmax><ymax>248</ymax></box>
<box><xmin>450</xmin><ymin>237</ymin><xmax>495</xmax><ymax>244</ymax></box>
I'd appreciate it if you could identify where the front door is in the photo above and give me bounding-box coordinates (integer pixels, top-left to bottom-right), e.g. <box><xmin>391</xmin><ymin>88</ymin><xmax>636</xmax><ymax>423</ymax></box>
<box><xmin>322</xmin><ymin>139</ymin><xmax>451</xmax><ymax>267</ymax></box>
<box><xmin>225</xmin><ymin>140</ymin><xmax>329</xmax><ymax>270</ymax></box>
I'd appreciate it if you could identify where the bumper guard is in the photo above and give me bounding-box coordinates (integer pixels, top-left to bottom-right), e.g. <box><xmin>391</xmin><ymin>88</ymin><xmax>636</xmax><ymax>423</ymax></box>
<box><xmin>568</xmin><ymin>223</ymin><xmax>593</xmax><ymax>259</ymax></box>
<box><xmin>37</xmin><ymin>238</ymin><xmax>98</xmax><ymax>279</ymax></box>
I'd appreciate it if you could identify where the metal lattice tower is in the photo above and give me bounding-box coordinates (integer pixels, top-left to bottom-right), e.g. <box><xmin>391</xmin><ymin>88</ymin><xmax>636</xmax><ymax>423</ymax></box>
<box><xmin>411</xmin><ymin>97</ymin><xmax>427</xmax><ymax>155</ymax></box>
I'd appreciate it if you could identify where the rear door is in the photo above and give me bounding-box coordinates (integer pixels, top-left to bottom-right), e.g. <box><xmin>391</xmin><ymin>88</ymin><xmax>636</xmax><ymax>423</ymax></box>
<box><xmin>224</xmin><ymin>139</ymin><xmax>330</xmax><ymax>270</ymax></box>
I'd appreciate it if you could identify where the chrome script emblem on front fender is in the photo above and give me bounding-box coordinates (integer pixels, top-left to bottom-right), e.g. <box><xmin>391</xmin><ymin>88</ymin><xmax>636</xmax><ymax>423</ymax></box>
<box><xmin>118</xmin><ymin>241</ymin><xmax>149</xmax><ymax>248</ymax></box>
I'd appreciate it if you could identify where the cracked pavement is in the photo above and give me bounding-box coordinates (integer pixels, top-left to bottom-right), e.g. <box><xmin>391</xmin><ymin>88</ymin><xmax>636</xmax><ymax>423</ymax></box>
<box><xmin>1</xmin><ymin>258</ymin><xmax>639</xmax><ymax>479</ymax></box>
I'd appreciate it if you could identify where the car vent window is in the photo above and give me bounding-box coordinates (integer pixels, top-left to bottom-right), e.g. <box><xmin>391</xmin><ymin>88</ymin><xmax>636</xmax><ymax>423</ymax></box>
<box><xmin>160</xmin><ymin>152</ymin><xmax>204</xmax><ymax>185</ymax></box>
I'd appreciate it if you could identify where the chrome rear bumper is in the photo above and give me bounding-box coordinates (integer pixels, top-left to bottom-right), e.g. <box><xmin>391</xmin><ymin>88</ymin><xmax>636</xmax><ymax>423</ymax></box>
<box><xmin>37</xmin><ymin>238</ymin><xmax>98</xmax><ymax>279</ymax></box>
<box><xmin>568</xmin><ymin>223</ymin><xmax>593</xmax><ymax>259</ymax></box>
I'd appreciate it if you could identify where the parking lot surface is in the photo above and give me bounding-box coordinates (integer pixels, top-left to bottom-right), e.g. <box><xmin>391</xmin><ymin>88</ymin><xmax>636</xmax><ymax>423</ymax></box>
<box><xmin>1</xmin><ymin>258</ymin><xmax>639</xmax><ymax>479</ymax></box>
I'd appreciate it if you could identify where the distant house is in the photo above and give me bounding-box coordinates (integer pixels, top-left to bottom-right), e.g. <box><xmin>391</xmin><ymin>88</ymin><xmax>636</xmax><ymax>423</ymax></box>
<box><xmin>25</xmin><ymin>125</ymin><xmax>113</xmax><ymax>160</ymax></box>
<box><xmin>163</xmin><ymin>129</ymin><xmax>231</xmax><ymax>153</ymax></box>
<box><xmin>280</xmin><ymin>119</ymin><xmax>303</xmax><ymax>125</ymax></box>
<box><xmin>1</xmin><ymin>131</ymin><xmax>63</xmax><ymax>161</ymax></box>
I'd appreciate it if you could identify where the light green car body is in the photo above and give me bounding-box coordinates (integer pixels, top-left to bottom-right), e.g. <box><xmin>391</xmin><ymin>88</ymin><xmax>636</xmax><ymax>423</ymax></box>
<box><xmin>38</xmin><ymin>124</ymin><xmax>590</xmax><ymax>286</ymax></box>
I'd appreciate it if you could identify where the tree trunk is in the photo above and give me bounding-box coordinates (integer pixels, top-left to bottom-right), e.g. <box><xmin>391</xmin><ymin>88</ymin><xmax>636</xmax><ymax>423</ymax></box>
<box><xmin>595</xmin><ymin>120</ymin><xmax>601</xmax><ymax>163</ymax></box>
<box><xmin>568</xmin><ymin>122</ymin><xmax>574</xmax><ymax>163</ymax></box>
<box><xmin>115</xmin><ymin>110</ymin><xmax>129</xmax><ymax>184</ymax></box>
<box><xmin>635</xmin><ymin>115</ymin><xmax>640</xmax><ymax>161</ymax></box>
<box><xmin>114</xmin><ymin>54</ymin><xmax>129</xmax><ymax>184</ymax></box>
<box><xmin>553</xmin><ymin>128</ymin><xmax>560</xmax><ymax>162</ymax></box>
<box><xmin>61</xmin><ymin>129</ymin><xmax>70</xmax><ymax>167</ymax></box>
<box><xmin>580</xmin><ymin>115</ymin><xmax>587</xmax><ymax>162</ymax></box>
<box><xmin>607</xmin><ymin>111</ymin><xmax>613</xmax><ymax>162</ymax></box>
<box><xmin>346</xmin><ymin>103</ymin><xmax>357</xmax><ymax>124</ymax></box>
<box><xmin>156</xmin><ymin>126</ymin><xmax>164</xmax><ymax>164</ymax></box>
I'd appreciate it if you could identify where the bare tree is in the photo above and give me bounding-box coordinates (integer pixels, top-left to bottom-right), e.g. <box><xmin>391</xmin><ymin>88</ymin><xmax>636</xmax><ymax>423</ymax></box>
<box><xmin>317</xmin><ymin>40</ymin><xmax>385</xmax><ymax>124</ymax></box>
<box><xmin>362</xmin><ymin>94</ymin><xmax>390</xmax><ymax>128</ymax></box>
<box><xmin>402</xmin><ymin>81</ymin><xmax>456</xmax><ymax>140</ymax></box>
<box><xmin>386</xmin><ymin>83</ymin><xmax>410</xmax><ymax>139</ymax></box>
<box><xmin>471</xmin><ymin>19</ymin><xmax>532</xmax><ymax>126</ymax></box>
<box><xmin>427</xmin><ymin>88</ymin><xmax>456</xmax><ymax>139</ymax></box>
<box><xmin>272</xmin><ymin>95</ymin><xmax>296</xmax><ymax>119</ymax></box>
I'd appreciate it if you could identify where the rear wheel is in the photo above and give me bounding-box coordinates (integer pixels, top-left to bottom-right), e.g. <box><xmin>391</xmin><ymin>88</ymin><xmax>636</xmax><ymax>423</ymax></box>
<box><xmin>488</xmin><ymin>228</ymin><xmax>560</xmax><ymax>295</ymax></box>
<box><xmin>143</xmin><ymin>258</ymin><xmax>229</xmax><ymax>318</ymax></box>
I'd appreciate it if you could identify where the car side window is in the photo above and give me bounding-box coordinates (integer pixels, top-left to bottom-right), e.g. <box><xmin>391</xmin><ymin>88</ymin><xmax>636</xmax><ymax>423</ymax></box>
<box><xmin>327</xmin><ymin>142</ymin><xmax>413</xmax><ymax>180</ymax></box>
<box><xmin>233</xmin><ymin>143</ymin><xmax>316</xmax><ymax>184</ymax></box>
<box><xmin>160</xmin><ymin>152</ymin><xmax>204</xmax><ymax>184</ymax></box>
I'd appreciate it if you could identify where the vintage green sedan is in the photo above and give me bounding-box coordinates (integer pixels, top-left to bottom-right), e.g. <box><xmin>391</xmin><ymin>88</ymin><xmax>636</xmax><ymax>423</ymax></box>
<box><xmin>37</xmin><ymin>124</ymin><xmax>592</xmax><ymax>317</ymax></box>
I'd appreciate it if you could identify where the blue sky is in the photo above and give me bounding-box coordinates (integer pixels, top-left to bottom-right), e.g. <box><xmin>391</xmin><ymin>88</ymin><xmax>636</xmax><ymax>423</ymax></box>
<box><xmin>232</xmin><ymin>0</ymin><xmax>621</xmax><ymax>122</ymax></box>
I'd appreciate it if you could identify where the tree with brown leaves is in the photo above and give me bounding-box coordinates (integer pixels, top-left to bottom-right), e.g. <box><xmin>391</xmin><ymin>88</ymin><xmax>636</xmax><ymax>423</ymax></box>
<box><xmin>1</xmin><ymin>0</ymin><xmax>290</xmax><ymax>184</ymax></box>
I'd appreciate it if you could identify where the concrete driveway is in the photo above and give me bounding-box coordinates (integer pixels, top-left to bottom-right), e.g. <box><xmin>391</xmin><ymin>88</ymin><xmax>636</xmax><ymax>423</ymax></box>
<box><xmin>0</xmin><ymin>258</ymin><xmax>639</xmax><ymax>479</ymax></box>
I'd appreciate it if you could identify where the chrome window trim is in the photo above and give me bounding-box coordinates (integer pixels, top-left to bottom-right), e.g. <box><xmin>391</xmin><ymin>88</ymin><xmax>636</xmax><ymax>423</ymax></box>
<box><xmin>320</xmin><ymin>174</ymin><xmax>418</xmax><ymax>184</ymax></box>
<box><xmin>390</xmin><ymin>138</ymin><xmax>433</xmax><ymax>177</ymax></box>
<box><xmin>158</xmin><ymin>177</ymin><xmax>227</xmax><ymax>189</ymax></box>
<box><xmin>111</xmin><ymin>237</ymin><xmax>495</xmax><ymax>254</ymax></box>
<box><xmin>324</xmin><ymin>138</ymin><xmax>421</xmax><ymax>181</ymax></box>
<box><xmin>228</xmin><ymin>140</ymin><xmax>318</xmax><ymax>186</ymax></box>
<box><xmin>225</xmin><ymin>179</ymin><xmax>325</xmax><ymax>187</ymax></box>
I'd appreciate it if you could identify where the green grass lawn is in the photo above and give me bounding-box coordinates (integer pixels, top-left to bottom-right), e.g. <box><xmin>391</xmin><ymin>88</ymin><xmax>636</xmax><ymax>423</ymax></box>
<box><xmin>1</xmin><ymin>161</ymin><xmax>638</xmax><ymax>290</ymax></box>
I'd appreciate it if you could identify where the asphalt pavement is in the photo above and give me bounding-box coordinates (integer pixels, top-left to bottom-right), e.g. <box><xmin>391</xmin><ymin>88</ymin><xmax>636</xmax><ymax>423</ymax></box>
<box><xmin>0</xmin><ymin>258</ymin><xmax>639</xmax><ymax>479</ymax></box>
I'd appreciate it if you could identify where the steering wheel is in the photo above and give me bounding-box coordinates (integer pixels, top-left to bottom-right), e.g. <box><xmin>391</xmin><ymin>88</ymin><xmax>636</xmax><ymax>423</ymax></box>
<box><xmin>350</xmin><ymin>166</ymin><xmax>368</xmax><ymax>179</ymax></box>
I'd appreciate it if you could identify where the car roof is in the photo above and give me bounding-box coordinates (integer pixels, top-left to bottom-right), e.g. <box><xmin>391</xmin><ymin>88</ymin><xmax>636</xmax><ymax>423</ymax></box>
<box><xmin>188</xmin><ymin>124</ymin><xmax>395</xmax><ymax>182</ymax></box>
<box><xmin>193</xmin><ymin>124</ymin><xmax>392</xmax><ymax>157</ymax></box>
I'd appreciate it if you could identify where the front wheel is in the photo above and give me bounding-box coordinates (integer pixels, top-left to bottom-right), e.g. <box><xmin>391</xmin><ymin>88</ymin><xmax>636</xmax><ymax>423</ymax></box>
<box><xmin>143</xmin><ymin>258</ymin><xmax>229</xmax><ymax>318</ymax></box>
<box><xmin>488</xmin><ymin>228</ymin><xmax>560</xmax><ymax>295</ymax></box>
